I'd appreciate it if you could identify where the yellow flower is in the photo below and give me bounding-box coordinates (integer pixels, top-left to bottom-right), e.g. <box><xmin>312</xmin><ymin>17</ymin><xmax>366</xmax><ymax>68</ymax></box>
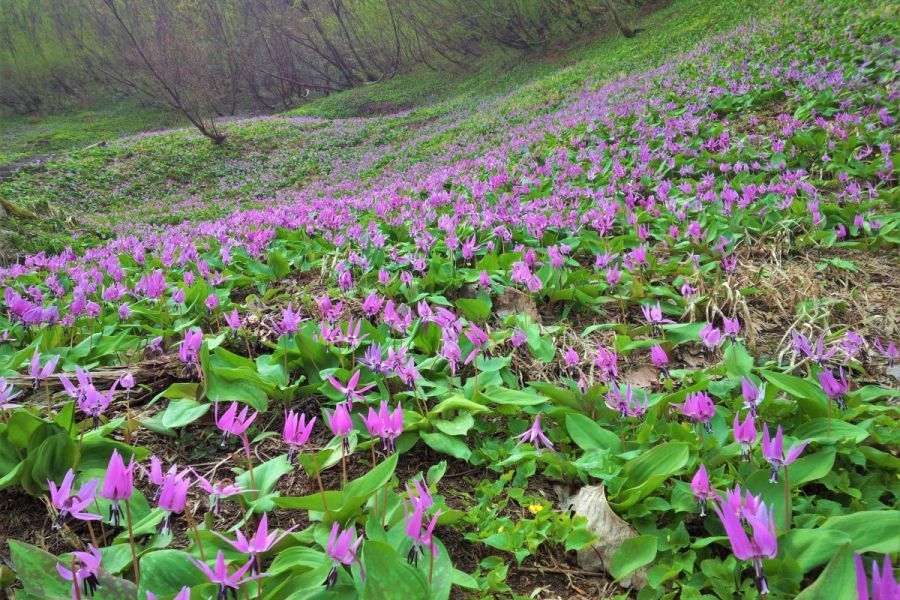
<box><xmin>528</xmin><ymin>503</ymin><xmax>544</xmax><ymax>515</ymax></box>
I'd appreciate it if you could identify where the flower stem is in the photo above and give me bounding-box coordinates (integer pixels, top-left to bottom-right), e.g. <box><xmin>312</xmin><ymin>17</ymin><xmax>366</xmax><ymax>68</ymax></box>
<box><xmin>429</xmin><ymin>548</ymin><xmax>435</xmax><ymax>585</ymax></box>
<box><xmin>783</xmin><ymin>465</ymin><xmax>790</xmax><ymax>531</ymax></box>
<box><xmin>72</xmin><ymin>554</ymin><xmax>82</xmax><ymax>600</ymax></box>
<box><xmin>125</xmin><ymin>500</ymin><xmax>140</xmax><ymax>586</ymax></box>
<box><xmin>44</xmin><ymin>380</ymin><xmax>52</xmax><ymax>416</ymax></box>
<box><xmin>370</xmin><ymin>445</ymin><xmax>379</xmax><ymax>514</ymax></box>
<box><xmin>312</xmin><ymin>455</ymin><xmax>328</xmax><ymax>512</ymax></box>
<box><xmin>827</xmin><ymin>397</ymin><xmax>831</xmax><ymax>438</ymax></box>
<box><xmin>87</xmin><ymin>520</ymin><xmax>100</xmax><ymax>549</ymax></box>
<box><xmin>341</xmin><ymin>438</ymin><xmax>348</xmax><ymax>488</ymax></box>
<box><xmin>186</xmin><ymin>508</ymin><xmax>206</xmax><ymax>562</ymax></box>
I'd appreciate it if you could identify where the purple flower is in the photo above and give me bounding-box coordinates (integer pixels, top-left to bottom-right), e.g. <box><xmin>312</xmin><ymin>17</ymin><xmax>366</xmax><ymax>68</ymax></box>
<box><xmin>712</xmin><ymin>500</ymin><xmax>778</xmax><ymax>595</ymax></box>
<box><xmin>874</xmin><ymin>338</ymin><xmax>898</xmax><ymax>367</ymax></box>
<box><xmin>158</xmin><ymin>471</ymin><xmax>191</xmax><ymax>533</ymax></box>
<box><xmin>215</xmin><ymin>401</ymin><xmax>258</xmax><ymax>455</ymax></box>
<box><xmin>276</xmin><ymin>303</ymin><xmax>304</xmax><ymax>336</ymax></box>
<box><xmin>214</xmin><ymin>513</ymin><xmax>297</xmax><ymax>571</ymax></box>
<box><xmin>193</xmin><ymin>470</ymin><xmax>247</xmax><ymax>515</ymax></box>
<box><xmin>641</xmin><ymin>302</ymin><xmax>674</xmax><ymax>330</ymax></box>
<box><xmin>324</xmin><ymin>402</ymin><xmax>353</xmax><ymax>449</ymax></box>
<box><xmin>0</xmin><ymin>377</ymin><xmax>21</xmax><ymax>410</ymax></box>
<box><xmin>650</xmin><ymin>344</ymin><xmax>669</xmax><ymax>377</ymax></box>
<box><xmin>741</xmin><ymin>376</ymin><xmax>764</xmax><ymax>417</ymax></box>
<box><xmin>594</xmin><ymin>346</ymin><xmax>618</xmax><ymax>382</ymax></box>
<box><xmin>673</xmin><ymin>391</ymin><xmax>716</xmax><ymax>432</ymax></box>
<box><xmin>379</xmin><ymin>401</ymin><xmax>404</xmax><ymax>452</ymax></box>
<box><xmin>189</xmin><ymin>551</ymin><xmax>264</xmax><ymax>598</ymax></box>
<box><xmin>761</xmin><ymin>424</ymin><xmax>809</xmax><ymax>483</ymax></box>
<box><xmin>723</xmin><ymin>317</ymin><xmax>741</xmax><ymax>340</ymax></box>
<box><xmin>100</xmin><ymin>449</ymin><xmax>134</xmax><ymax>527</ymax></box>
<box><xmin>690</xmin><ymin>464</ymin><xmax>717</xmax><ymax>516</ymax></box>
<box><xmin>57</xmin><ymin>544</ymin><xmax>102</xmax><ymax>599</ymax></box>
<box><xmin>283</xmin><ymin>411</ymin><xmax>316</xmax><ymax>463</ymax></box>
<box><xmin>49</xmin><ymin>469</ymin><xmax>101</xmax><ymax>529</ymax></box>
<box><xmin>856</xmin><ymin>554</ymin><xmax>898</xmax><ymax>600</ymax></box>
<box><xmin>179</xmin><ymin>328</ymin><xmax>203</xmax><ymax>376</ymax></box>
<box><xmin>29</xmin><ymin>350</ymin><xmax>59</xmax><ymax>388</ymax></box>
<box><xmin>404</xmin><ymin>500</ymin><xmax>441</xmax><ymax>565</ymax></box>
<box><xmin>818</xmin><ymin>367</ymin><xmax>849</xmax><ymax>410</ymax></box>
<box><xmin>224</xmin><ymin>308</ymin><xmax>242</xmax><ymax>333</ymax></box>
<box><xmin>510</xmin><ymin>328</ymin><xmax>528</xmax><ymax>348</ymax></box>
<box><xmin>464</xmin><ymin>324</ymin><xmax>489</xmax><ymax>365</ymax></box>
<box><xmin>514</xmin><ymin>414</ymin><xmax>554</xmax><ymax>451</ymax></box>
<box><xmin>325</xmin><ymin>370</ymin><xmax>375</xmax><ymax>409</ymax></box>
<box><xmin>792</xmin><ymin>332</ymin><xmax>837</xmax><ymax>364</ymax></box>
<box><xmin>325</xmin><ymin>522</ymin><xmax>364</xmax><ymax>587</ymax></box>
<box><xmin>733</xmin><ymin>413</ymin><xmax>757</xmax><ymax>459</ymax></box>
<box><xmin>564</xmin><ymin>347</ymin><xmax>579</xmax><ymax>367</ymax></box>
<box><xmin>699</xmin><ymin>324</ymin><xmax>723</xmax><ymax>353</ymax></box>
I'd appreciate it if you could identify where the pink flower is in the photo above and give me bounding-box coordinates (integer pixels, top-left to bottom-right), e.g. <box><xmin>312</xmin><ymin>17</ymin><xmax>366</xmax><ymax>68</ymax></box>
<box><xmin>56</xmin><ymin>544</ymin><xmax>102</xmax><ymax>599</ymax></box>
<box><xmin>761</xmin><ymin>424</ymin><xmax>809</xmax><ymax>483</ymax></box>
<box><xmin>514</xmin><ymin>414</ymin><xmax>554</xmax><ymax>451</ymax></box>
<box><xmin>49</xmin><ymin>469</ymin><xmax>101</xmax><ymax>529</ymax></box>
<box><xmin>215</xmin><ymin>401</ymin><xmax>258</xmax><ymax>456</ymax></box>
<box><xmin>283</xmin><ymin>411</ymin><xmax>316</xmax><ymax>463</ymax></box>
<box><xmin>189</xmin><ymin>551</ymin><xmax>265</xmax><ymax>598</ymax></box>
<box><xmin>325</xmin><ymin>522</ymin><xmax>364</xmax><ymax>587</ymax></box>
<box><xmin>325</xmin><ymin>370</ymin><xmax>375</xmax><ymax>409</ymax></box>
<box><xmin>733</xmin><ymin>413</ymin><xmax>757</xmax><ymax>459</ymax></box>
<box><xmin>100</xmin><ymin>450</ymin><xmax>134</xmax><ymax>527</ymax></box>
<box><xmin>690</xmin><ymin>464</ymin><xmax>717</xmax><ymax>516</ymax></box>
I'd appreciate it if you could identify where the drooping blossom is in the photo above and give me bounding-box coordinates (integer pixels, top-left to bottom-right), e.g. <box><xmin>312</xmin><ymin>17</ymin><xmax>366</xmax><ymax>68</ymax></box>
<box><xmin>224</xmin><ymin>309</ymin><xmax>242</xmax><ymax>334</ymax></box>
<box><xmin>594</xmin><ymin>346</ymin><xmax>618</xmax><ymax>382</ymax></box>
<box><xmin>325</xmin><ymin>402</ymin><xmax>353</xmax><ymax>451</ymax></box>
<box><xmin>723</xmin><ymin>317</ymin><xmax>741</xmax><ymax>340</ymax></box>
<box><xmin>215</xmin><ymin>401</ymin><xmax>258</xmax><ymax>454</ymax></box>
<box><xmin>180</xmin><ymin>328</ymin><xmax>203</xmax><ymax>376</ymax></box>
<box><xmin>722</xmin><ymin>485</ymin><xmax>763</xmax><ymax>523</ymax></box>
<box><xmin>513</xmin><ymin>414</ymin><xmax>554</xmax><ymax>451</ymax></box>
<box><xmin>741</xmin><ymin>376</ymin><xmax>764</xmax><ymax>417</ymax></box>
<box><xmin>673</xmin><ymin>391</ymin><xmax>716</xmax><ymax>432</ymax></box>
<box><xmin>733</xmin><ymin>413</ymin><xmax>757</xmax><ymax>459</ymax></box>
<box><xmin>464</xmin><ymin>324</ymin><xmax>489</xmax><ymax>365</ymax></box>
<box><xmin>690</xmin><ymin>464</ymin><xmax>717</xmax><ymax>517</ymax></box>
<box><xmin>404</xmin><ymin>499</ymin><xmax>441</xmax><ymax>565</ymax></box>
<box><xmin>118</xmin><ymin>372</ymin><xmax>135</xmax><ymax>399</ymax></box>
<box><xmin>699</xmin><ymin>324</ymin><xmax>723</xmax><ymax>354</ymax></box>
<box><xmin>325</xmin><ymin>522</ymin><xmax>364</xmax><ymax>587</ymax></box>
<box><xmin>29</xmin><ymin>350</ymin><xmax>59</xmax><ymax>389</ymax></box>
<box><xmin>0</xmin><ymin>378</ymin><xmax>21</xmax><ymax>410</ymax></box>
<box><xmin>192</xmin><ymin>470</ymin><xmax>247</xmax><ymax>515</ymax></box>
<box><xmin>56</xmin><ymin>544</ymin><xmax>102</xmax><ymax>599</ymax></box>
<box><xmin>48</xmin><ymin>469</ymin><xmax>101</xmax><ymax>529</ymax></box>
<box><xmin>379</xmin><ymin>401</ymin><xmax>404</xmax><ymax>452</ymax></box>
<box><xmin>818</xmin><ymin>367</ymin><xmax>850</xmax><ymax>410</ymax></box>
<box><xmin>761</xmin><ymin>424</ymin><xmax>809</xmax><ymax>483</ymax></box>
<box><xmin>158</xmin><ymin>471</ymin><xmax>191</xmax><ymax>533</ymax></box>
<box><xmin>276</xmin><ymin>303</ymin><xmax>304</xmax><ymax>336</ymax></box>
<box><xmin>189</xmin><ymin>550</ymin><xmax>264</xmax><ymax>600</ymax></box>
<box><xmin>874</xmin><ymin>338</ymin><xmax>898</xmax><ymax>367</ymax></box>
<box><xmin>283</xmin><ymin>410</ymin><xmax>316</xmax><ymax>463</ymax></box>
<box><xmin>641</xmin><ymin>302</ymin><xmax>674</xmax><ymax>331</ymax></box>
<box><xmin>650</xmin><ymin>344</ymin><xmax>669</xmax><ymax>377</ymax></box>
<box><xmin>214</xmin><ymin>513</ymin><xmax>297</xmax><ymax>572</ymax></box>
<box><xmin>325</xmin><ymin>370</ymin><xmax>375</xmax><ymax>409</ymax></box>
<box><xmin>712</xmin><ymin>500</ymin><xmax>778</xmax><ymax>595</ymax></box>
<box><xmin>791</xmin><ymin>331</ymin><xmax>837</xmax><ymax>364</ymax></box>
<box><xmin>100</xmin><ymin>449</ymin><xmax>134</xmax><ymax>527</ymax></box>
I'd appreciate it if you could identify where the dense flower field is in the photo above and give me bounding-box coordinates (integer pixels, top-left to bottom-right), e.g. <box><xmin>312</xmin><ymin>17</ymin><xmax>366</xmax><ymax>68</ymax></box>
<box><xmin>1</xmin><ymin>0</ymin><xmax>898</xmax><ymax>598</ymax></box>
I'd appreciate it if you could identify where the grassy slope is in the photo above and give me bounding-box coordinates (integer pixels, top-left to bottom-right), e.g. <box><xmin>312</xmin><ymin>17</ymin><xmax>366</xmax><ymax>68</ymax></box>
<box><xmin>0</xmin><ymin>0</ymin><xmax>777</xmax><ymax>256</ymax></box>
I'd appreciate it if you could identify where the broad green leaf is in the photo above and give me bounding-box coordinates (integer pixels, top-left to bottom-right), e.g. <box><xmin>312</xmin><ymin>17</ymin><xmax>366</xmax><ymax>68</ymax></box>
<box><xmin>420</xmin><ymin>431</ymin><xmax>471</xmax><ymax>461</ymax></box>
<box><xmin>820</xmin><ymin>511</ymin><xmax>900</xmax><ymax>553</ymax></box>
<box><xmin>362</xmin><ymin>541</ymin><xmax>430</xmax><ymax>599</ymax></box>
<box><xmin>609</xmin><ymin>536</ymin><xmax>657</xmax><ymax>580</ymax></box>
<box><xmin>565</xmin><ymin>413</ymin><xmax>622</xmax><ymax>453</ymax></box>
<box><xmin>795</xmin><ymin>543</ymin><xmax>855</xmax><ymax>600</ymax></box>
<box><xmin>137</xmin><ymin>549</ymin><xmax>208</xmax><ymax>598</ymax></box>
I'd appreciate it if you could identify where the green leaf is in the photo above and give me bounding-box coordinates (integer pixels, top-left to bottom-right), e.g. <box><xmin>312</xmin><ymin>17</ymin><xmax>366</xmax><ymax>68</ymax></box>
<box><xmin>609</xmin><ymin>536</ymin><xmax>657</xmax><ymax>580</ymax></box>
<box><xmin>760</xmin><ymin>370</ymin><xmax>827</xmax><ymax>417</ymax></box>
<box><xmin>159</xmin><ymin>399</ymin><xmax>209</xmax><ymax>429</ymax></box>
<box><xmin>820</xmin><ymin>511</ymin><xmax>900</xmax><ymax>553</ymax></box>
<box><xmin>479</xmin><ymin>386</ymin><xmax>545</xmax><ymax>406</ymax></box>
<box><xmin>362</xmin><ymin>541</ymin><xmax>430</xmax><ymax>599</ymax></box>
<box><xmin>781</xmin><ymin>529</ymin><xmax>851</xmax><ymax>573</ymax></box>
<box><xmin>724</xmin><ymin>343</ymin><xmax>753</xmax><ymax>378</ymax></box>
<box><xmin>792</xmin><ymin>418</ymin><xmax>869</xmax><ymax>444</ymax></box>
<box><xmin>420</xmin><ymin>431</ymin><xmax>471</xmax><ymax>461</ymax></box>
<box><xmin>788</xmin><ymin>449</ymin><xmax>835</xmax><ymax>488</ymax></box>
<box><xmin>138</xmin><ymin>550</ymin><xmax>208</xmax><ymax>598</ymax></box>
<box><xmin>236</xmin><ymin>453</ymin><xmax>293</xmax><ymax>498</ymax></box>
<box><xmin>795</xmin><ymin>543</ymin><xmax>856</xmax><ymax>600</ymax></box>
<box><xmin>455</xmin><ymin>298</ymin><xmax>491</xmax><ymax>321</ymax></box>
<box><xmin>613</xmin><ymin>442</ymin><xmax>689</xmax><ymax>509</ymax></box>
<box><xmin>565</xmin><ymin>413</ymin><xmax>622</xmax><ymax>453</ymax></box>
